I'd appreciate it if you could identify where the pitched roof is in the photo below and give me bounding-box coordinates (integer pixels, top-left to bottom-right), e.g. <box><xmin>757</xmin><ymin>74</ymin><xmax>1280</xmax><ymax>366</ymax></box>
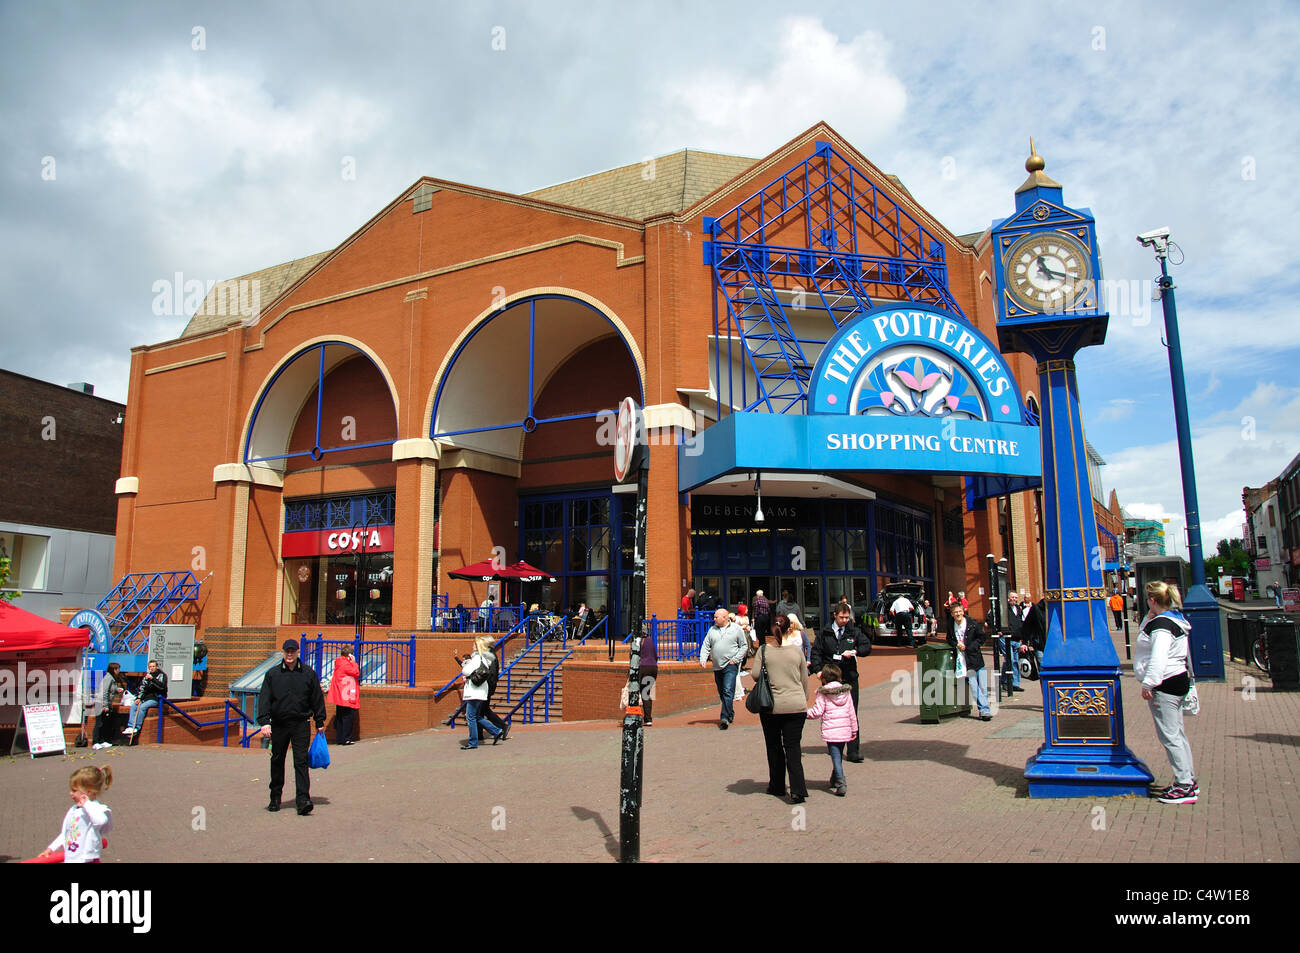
<box><xmin>181</xmin><ymin>251</ymin><xmax>330</xmax><ymax>338</ymax></box>
<box><xmin>524</xmin><ymin>149</ymin><xmax>756</xmax><ymax>219</ymax></box>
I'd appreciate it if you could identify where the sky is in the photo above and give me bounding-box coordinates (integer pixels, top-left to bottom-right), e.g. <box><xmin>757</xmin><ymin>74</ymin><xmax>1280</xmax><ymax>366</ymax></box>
<box><xmin>2</xmin><ymin>0</ymin><xmax>1298</xmax><ymax>557</ymax></box>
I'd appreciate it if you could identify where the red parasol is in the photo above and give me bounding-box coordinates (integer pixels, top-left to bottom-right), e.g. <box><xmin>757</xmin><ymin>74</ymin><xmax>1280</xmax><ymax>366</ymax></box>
<box><xmin>0</xmin><ymin>602</ymin><xmax>93</xmax><ymax>653</ymax></box>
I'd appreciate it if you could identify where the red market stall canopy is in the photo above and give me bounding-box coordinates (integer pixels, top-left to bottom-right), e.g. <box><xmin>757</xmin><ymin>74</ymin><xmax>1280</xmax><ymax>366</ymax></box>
<box><xmin>0</xmin><ymin>602</ymin><xmax>92</xmax><ymax>654</ymax></box>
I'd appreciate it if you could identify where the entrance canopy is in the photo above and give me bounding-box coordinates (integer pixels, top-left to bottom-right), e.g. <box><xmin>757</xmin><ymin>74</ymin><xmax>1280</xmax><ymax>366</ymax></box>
<box><xmin>680</xmin><ymin>304</ymin><xmax>1042</xmax><ymax>493</ymax></box>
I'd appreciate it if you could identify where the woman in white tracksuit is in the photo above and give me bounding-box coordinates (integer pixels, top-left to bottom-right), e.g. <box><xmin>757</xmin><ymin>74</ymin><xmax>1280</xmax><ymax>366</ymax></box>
<box><xmin>1134</xmin><ymin>581</ymin><xmax>1196</xmax><ymax>804</ymax></box>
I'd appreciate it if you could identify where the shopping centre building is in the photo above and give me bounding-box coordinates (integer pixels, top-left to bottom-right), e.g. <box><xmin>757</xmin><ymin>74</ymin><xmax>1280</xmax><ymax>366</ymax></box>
<box><xmin>112</xmin><ymin>121</ymin><xmax>1052</xmax><ymax>689</ymax></box>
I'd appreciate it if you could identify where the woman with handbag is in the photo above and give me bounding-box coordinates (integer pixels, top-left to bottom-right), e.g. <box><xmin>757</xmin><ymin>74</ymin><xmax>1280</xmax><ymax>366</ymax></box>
<box><xmin>748</xmin><ymin>613</ymin><xmax>811</xmax><ymax>804</ymax></box>
<box><xmin>327</xmin><ymin>646</ymin><xmax>362</xmax><ymax>745</ymax></box>
<box><xmin>92</xmin><ymin>663</ymin><xmax>127</xmax><ymax>749</ymax></box>
<box><xmin>1135</xmin><ymin>581</ymin><xmax>1197</xmax><ymax>805</ymax></box>
<box><xmin>457</xmin><ymin>637</ymin><xmax>503</xmax><ymax>749</ymax></box>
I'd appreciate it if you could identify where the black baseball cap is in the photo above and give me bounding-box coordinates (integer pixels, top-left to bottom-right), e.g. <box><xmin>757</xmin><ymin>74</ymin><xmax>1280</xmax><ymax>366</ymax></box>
<box><xmin>282</xmin><ymin>638</ymin><xmax>300</xmax><ymax>651</ymax></box>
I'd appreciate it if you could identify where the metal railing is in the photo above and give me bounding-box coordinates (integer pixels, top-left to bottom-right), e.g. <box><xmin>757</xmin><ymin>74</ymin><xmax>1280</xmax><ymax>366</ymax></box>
<box><xmin>433</xmin><ymin>616</ymin><xmax>533</xmax><ymax>702</ymax></box>
<box><xmin>432</xmin><ymin>602</ymin><xmax>528</xmax><ymax>634</ymax></box>
<box><xmin>131</xmin><ymin>696</ymin><xmax>261</xmax><ymax>748</ymax></box>
<box><xmin>503</xmin><ymin>616</ymin><xmax>609</xmax><ymax>725</ymax></box>
<box><xmin>300</xmin><ymin>634</ymin><xmax>416</xmax><ymax>687</ymax></box>
<box><xmin>620</xmin><ymin>611</ymin><xmax>712</xmax><ymax>661</ymax></box>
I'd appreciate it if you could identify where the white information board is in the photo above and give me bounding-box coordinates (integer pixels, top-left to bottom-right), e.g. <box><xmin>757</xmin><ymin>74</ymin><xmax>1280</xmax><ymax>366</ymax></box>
<box><xmin>23</xmin><ymin>703</ymin><xmax>66</xmax><ymax>757</ymax></box>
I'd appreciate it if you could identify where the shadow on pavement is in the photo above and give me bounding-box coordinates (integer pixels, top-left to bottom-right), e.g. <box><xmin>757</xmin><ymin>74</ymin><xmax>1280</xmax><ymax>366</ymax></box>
<box><xmin>861</xmin><ymin>739</ymin><xmax>1031</xmax><ymax>794</ymax></box>
<box><xmin>1230</xmin><ymin>733</ymin><xmax>1299</xmax><ymax>748</ymax></box>
<box><xmin>571</xmin><ymin>806</ymin><xmax>618</xmax><ymax>859</ymax></box>
<box><xmin>724</xmin><ymin>778</ymin><xmax>771</xmax><ymax>796</ymax></box>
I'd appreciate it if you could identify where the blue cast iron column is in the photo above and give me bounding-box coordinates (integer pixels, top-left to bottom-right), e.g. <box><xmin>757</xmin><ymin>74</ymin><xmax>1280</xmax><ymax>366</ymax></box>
<box><xmin>993</xmin><ymin>146</ymin><xmax>1153</xmax><ymax>797</ymax></box>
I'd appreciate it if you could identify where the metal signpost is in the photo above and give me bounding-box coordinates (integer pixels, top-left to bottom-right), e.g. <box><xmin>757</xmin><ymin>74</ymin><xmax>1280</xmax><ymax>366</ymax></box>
<box><xmin>614</xmin><ymin>397</ymin><xmax>647</xmax><ymax>863</ymax></box>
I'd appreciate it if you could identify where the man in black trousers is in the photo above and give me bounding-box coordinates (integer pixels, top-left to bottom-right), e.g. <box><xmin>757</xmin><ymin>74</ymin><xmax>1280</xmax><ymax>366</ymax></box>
<box><xmin>257</xmin><ymin>639</ymin><xmax>327</xmax><ymax>815</ymax></box>
<box><xmin>810</xmin><ymin>601</ymin><xmax>872</xmax><ymax>762</ymax></box>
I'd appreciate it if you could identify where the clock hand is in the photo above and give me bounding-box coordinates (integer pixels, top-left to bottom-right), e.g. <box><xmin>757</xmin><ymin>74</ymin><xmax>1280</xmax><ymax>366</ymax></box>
<box><xmin>1035</xmin><ymin>256</ymin><xmax>1067</xmax><ymax>280</ymax></box>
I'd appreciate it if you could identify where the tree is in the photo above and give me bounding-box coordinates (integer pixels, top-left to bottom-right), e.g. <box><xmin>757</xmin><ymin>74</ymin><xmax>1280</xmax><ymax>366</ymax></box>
<box><xmin>1205</xmin><ymin>538</ymin><xmax>1250</xmax><ymax>580</ymax></box>
<box><xmin>0</xmin><ymin>555</ymin><xmax>20</xmax><ymax>603</ymax></box>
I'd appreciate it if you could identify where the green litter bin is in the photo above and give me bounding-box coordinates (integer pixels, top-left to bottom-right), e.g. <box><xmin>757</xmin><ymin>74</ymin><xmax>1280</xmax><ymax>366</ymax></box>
<box><xmin>917</xmin><ymin>643</ymin><xmax>970</xmax><ymax>723</ymax></box>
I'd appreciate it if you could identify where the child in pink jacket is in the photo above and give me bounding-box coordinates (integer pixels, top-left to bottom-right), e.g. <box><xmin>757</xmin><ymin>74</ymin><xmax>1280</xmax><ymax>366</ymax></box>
<box><xmin>807</xmin><ymin>662</ymin><xmax>858</xmax><ymax>797</ymax></box>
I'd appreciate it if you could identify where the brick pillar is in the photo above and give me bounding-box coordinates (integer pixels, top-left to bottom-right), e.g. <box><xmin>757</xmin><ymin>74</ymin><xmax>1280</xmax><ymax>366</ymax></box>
<box><xmin>392</xmin><ymin>439</ymin><xmax>439</xmax><ymax>630</ymax></box>
<box><xmin>213</xmin><ymin>464</ymin><xmax>257</xmax><ymax>628</ymax></box>
<box><xmin>645</xmin><ymin>438</ymin><xmax>684</xmax><ymax>618</ymax></box>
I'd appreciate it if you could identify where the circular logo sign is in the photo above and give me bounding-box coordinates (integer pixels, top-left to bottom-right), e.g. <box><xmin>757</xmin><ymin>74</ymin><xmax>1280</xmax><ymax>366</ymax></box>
<box><xmin>297</xmin><ymin>565</ymin><xmax>311</xmax><ymax>582</ymax></box>
<box><xmin>613</xmin><ymin>396</ymin><xmax>642</xmax><ymax>483</ymax></box>
<box><xmin>68</xmin><ymin>609</ymin><xmax>112</xmax><ymax>654</ymax></box>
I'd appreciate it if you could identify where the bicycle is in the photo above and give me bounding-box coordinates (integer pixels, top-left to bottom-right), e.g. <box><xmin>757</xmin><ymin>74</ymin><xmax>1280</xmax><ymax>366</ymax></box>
<box><xmin>1250</xmin><ymin>632</ymin><xmax>1270</xmax><ymax>674</ymax></box>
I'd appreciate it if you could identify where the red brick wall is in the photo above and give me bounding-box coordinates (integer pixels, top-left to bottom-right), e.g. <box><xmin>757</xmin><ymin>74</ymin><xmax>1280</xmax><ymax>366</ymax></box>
<box><xmin>562</xmin><ymin>660</ymin><xmax>719</xmax><ymax>721</ymax></box>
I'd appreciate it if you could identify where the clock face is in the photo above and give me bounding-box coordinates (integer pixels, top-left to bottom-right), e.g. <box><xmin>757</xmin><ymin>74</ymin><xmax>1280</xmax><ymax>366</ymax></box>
<box><xmin>1003</xmin><ymin>232</ymin><xmax>1093</xmax><ymax>312</ymax></box>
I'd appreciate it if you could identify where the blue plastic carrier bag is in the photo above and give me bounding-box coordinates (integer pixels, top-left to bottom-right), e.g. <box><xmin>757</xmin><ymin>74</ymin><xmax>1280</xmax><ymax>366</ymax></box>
<box><xmin>309</xmin><ymin>731</ymin><xmax>330</xmax><ymax>769</ymax></box>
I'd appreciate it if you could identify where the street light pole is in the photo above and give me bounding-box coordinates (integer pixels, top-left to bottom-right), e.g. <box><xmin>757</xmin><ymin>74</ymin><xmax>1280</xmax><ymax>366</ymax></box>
<box><xmin>1140</xmin><ymin>230</ymin><xmax>1225</xmax><ymax>679</ymax></box>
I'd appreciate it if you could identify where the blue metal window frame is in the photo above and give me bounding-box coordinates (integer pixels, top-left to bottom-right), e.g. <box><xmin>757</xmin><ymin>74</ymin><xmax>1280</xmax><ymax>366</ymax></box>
<box><xmin>518</xmin><ymin>487</ymin><xmax>624</xmax><ymax>626</ymax></box>
<box><xmin>430</xmin><ymin>295</ymin><xmax>644</xmax><ymax>442</ymax></box>
<box><xmin>244</xmin><ymin>342</ymin><xmax>396</xmax><ymax>465</ymax></box>
<box><xmin>284</xmin><ymin>492</ymin><xmax>396</xmax><ymax>533</ymax></box>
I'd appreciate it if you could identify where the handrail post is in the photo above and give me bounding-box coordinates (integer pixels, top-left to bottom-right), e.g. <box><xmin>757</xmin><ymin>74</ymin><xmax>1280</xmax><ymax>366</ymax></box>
<box><xmin>408</xmin><ymin>635</ymin><xmax>416</xmax><ymax>687</ymax></box>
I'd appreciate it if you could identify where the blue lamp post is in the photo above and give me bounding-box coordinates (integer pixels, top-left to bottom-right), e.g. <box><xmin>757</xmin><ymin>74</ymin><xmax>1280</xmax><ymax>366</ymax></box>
<box><xmin>991</xmin><ymin>142</ymin><xmax>1153</xmax><ymax>797</ymax></box>
<box><xmin>1137</xmin><ymin>229</ymin><xmax>1225</xmax><ymax>680</ymax></box>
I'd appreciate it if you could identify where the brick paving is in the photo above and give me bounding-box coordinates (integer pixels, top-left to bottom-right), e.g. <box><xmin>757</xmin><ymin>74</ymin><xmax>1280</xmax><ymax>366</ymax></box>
<box><xmin>1</xmin><ymin>621</ymin><xmax>1295</xmax><ymax>863</ymax></box>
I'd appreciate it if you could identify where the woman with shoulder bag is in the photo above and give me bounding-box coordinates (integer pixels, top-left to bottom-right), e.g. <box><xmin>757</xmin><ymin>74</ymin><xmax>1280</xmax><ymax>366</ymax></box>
<box><xmin>748</xmin><ymin>614</ymin><xmax>811</xmax><ymax>804</ymax></box>
<box><xmin>92</xmin><ymin>663</ymin><xmax>127</xmax><ymax>749</ymax></box>
<box><xmin>1135</xmin><ymin>581</ymin><xmax>1197</xmax><ymax>805</ymax></box>
<box><xmin>456</xmin><ymin>637</ymin><xmax>503</xmax><ymax>749</ymax></box>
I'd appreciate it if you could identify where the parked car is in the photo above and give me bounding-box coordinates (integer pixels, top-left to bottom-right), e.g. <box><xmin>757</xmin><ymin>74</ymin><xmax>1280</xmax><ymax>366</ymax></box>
<box><xmin>869</xmin><ymin>582</ymin><xmax>930</xmax><ymax>645</ymax></box>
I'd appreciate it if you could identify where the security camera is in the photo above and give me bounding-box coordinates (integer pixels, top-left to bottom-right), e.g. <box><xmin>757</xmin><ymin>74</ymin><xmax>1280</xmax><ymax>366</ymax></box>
<box><xmin>1136</xmin><ymin>226</ymin><xmax>1170</xmax><ymax>246</ymax></box>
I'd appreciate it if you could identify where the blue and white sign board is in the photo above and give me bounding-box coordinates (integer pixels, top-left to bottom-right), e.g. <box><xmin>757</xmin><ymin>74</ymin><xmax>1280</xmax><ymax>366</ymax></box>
<box><xmin>680</xmin><ymin>304</ymin><xmax>1041</xmax><ymax>492</ymax></box>
<box><xmin>68</xmin><ymin>609</ymin><xmax>111</xmax><ymax>654</ymax></box>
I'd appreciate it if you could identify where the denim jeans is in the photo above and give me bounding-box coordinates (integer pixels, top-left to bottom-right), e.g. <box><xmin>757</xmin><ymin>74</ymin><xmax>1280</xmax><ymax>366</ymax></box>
<box><xmin>1008</xmin><ymin>640</ymin><xmax>1022</xmax><ymax>688</ymax></box>
<box><xmin>826</xmin><ymin>741</ymin><xmax>846</xmax><ymax>782</ymax></box>
<box><xmin>128</xmin><ymin>698</ymin><xmax>158</xmax><ymax>731</ymax></box>
<box><xmin>966</xmin><ymin>669</ymin><xmax>990</xmax><ymax>716</ymax></box>
<box><xmin>713</xmin><ymin>664</ymin><xmax>738</xmax><ymax>723</ymax></box>
<box><xmin>465</xmin><ymin>699</ymin><xmax>501</xmax><ymax>747</ymax></box>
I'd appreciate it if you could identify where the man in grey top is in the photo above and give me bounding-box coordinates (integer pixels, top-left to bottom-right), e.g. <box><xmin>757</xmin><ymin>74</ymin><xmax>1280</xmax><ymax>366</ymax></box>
<box><xmin>699</xmin><ymin>607</ymin><xmax>748</xmax><ymax>729</ymax></box>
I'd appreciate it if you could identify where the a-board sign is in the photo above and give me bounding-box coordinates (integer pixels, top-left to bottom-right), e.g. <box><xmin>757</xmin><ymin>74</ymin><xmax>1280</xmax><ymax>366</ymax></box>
<box><xmin>23</xmin><ymin>703</ymin><xmax>66</xmax><ymax>756</ymax></box>
<box><xmin>1283</xmin><ymin>589</ymin><xmax>1300</xmax><ymax>613</ymax></box>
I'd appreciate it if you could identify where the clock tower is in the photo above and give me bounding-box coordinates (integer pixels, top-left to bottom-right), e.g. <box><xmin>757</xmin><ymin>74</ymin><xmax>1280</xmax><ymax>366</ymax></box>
<box><xmin>991</xmin><ymin>142</ymin><xmax>1153</xmax><ymax>798</ymax></box>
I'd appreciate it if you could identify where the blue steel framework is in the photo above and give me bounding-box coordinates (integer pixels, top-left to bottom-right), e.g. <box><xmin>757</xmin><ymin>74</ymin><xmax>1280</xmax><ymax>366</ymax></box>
<box><xmin>244</xmin><ymin>342</ymin><xmax>396</xmax><ymax>466</ymax></box>
<box><xmin>702</xmin><ymin>141</ymin><xmax>965</xmax><ymax>417</ymax></box>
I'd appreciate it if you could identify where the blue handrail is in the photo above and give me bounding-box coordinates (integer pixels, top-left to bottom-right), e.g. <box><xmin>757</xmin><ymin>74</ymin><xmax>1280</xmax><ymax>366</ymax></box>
<box><xmin>137</xmin><ymin>696</ymin><xmax>260</xmax><ymax>747</ymax></box>
<box><xmin>501</xmin><ymin>616</ymin><xmax>609</xmax><ymax>724</ymax></box>
<box><xmin>300</xmin><ymin>634</ymin><xmax>418</xmax><ymax>687</ymax></box>
<box><xmin>433</xmin><ymin>615</ymin><xmax>533</xmax><ymax>701</ymax></box>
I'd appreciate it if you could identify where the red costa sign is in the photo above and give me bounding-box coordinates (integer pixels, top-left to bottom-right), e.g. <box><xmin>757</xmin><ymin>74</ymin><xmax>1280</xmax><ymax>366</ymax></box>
<box><xmin>281</xmin><ymin>526</ymin><xmax>395</xmax><ymax>558</ymax></box>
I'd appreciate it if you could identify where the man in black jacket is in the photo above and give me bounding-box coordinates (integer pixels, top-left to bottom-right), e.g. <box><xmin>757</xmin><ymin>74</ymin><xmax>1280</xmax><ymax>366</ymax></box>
<box><xmin>947</xmin><ymin>603</ymin><xmax>992</xmax><ymax>720</ymax></box>
<box><xmin>810</xmin><ymin>602</ymin><xmax>872</xmax><ymax>762</ymax></box>
<box><xmin>257</xmin><ymin>639</ymin><xmax>327</xmax><ymax>815</ymax></box>
<box><xmin>124</xmin><ymin>659</ymin><xmax>167</xmax><ymax>738</ymax></box>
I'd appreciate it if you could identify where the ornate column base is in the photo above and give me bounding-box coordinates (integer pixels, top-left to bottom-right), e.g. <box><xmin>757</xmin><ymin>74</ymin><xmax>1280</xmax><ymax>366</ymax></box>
<box><xmin>1026</xmin><ymin>668</ymin><xmax>1153</xmax><ymax>798</ymax></box>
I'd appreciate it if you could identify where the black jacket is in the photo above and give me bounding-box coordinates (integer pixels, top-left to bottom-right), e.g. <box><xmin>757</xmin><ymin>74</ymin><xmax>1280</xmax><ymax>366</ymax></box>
<box><xmin>138</xmin><ymin>669</ymin><xmax>167</xmax><ymax>702</ymax></box>
<box><xmin>1007</xmin><ymin>603</ymin><xmax>1024</xmax><ymax>639</ymax></box>
<box><xmin>1019</xmin><ymin>600</ymin><xmax>1047</xmax><ymax>650</ymax></box>
<box><xmin>946</xmin><ymin>618</ymin><xmax>989</xmax><ymax>671</ymax></box>
<box><xmin>257</xmin><ymin>659</ymin><xmax>327</xmax><ymax>728</ymax></box>
<box><xmin>810</xmin><ymin>622</ymin><xmax>872</xmax><ymax>684</ymax></box>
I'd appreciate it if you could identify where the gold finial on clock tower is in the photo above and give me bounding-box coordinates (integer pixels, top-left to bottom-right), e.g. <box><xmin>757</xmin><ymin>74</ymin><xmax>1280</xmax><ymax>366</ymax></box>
<box><xmin>1016</xmin><ymin>136</ymin><xmax>1061</xmax><ymax>194</ymax></box>
<box><xmin>1026</xmin><ymin>137</ymin><xmax>1046</xmax><ymax>173</ymax></box>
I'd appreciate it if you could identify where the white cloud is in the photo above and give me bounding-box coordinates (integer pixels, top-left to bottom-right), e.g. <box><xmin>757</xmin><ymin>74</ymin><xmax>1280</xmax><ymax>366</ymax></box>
<box><xmin>641</xmin><ymin>17</ymin><xmax>907</xmax><ymax>156</ymax></box>
<box><xmin>1094</xmin><ymin>398</ymin><xmax>1137</xmax><ymax>423</ymax></box>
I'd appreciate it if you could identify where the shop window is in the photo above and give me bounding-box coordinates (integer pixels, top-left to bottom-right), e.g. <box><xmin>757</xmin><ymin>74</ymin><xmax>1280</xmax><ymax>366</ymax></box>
<box><xmin>0</xmin><ymin>532</ymin><xmax>50</xmax><ymax>591</ymax></box>
<box><xmin>283</xmin><ymin>553</ymin><xmax>393</xmax><ymax>627</ymax></box>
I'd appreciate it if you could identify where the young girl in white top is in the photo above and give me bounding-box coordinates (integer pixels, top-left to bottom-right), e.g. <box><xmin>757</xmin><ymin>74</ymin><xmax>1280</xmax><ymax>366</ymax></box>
<box><xmin>40</xmin><ymin>765</ymin><xmax>113</xmax><ymax>863</ymax></box>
